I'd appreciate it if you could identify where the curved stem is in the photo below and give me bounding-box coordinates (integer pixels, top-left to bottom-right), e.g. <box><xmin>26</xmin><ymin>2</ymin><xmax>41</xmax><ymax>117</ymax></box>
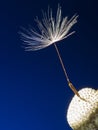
<box><xmin>54</xmin><ymin>43</ymin><xmax>81</xmax><ymax>98</ymax></box>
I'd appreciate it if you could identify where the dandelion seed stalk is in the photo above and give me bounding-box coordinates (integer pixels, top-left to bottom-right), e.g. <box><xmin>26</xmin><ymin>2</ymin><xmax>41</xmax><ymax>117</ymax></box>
<box><xmin>54</xmin><ymin>43</ymin><xmax>81</xmax><ymax>98</ymax></box>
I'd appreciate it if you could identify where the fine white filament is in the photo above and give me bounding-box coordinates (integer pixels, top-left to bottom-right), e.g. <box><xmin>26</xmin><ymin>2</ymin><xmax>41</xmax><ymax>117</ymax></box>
<box><xmin>20</xmin><ymin>5</ymin><xmax>78</xmax><ymax>51</ymax></box>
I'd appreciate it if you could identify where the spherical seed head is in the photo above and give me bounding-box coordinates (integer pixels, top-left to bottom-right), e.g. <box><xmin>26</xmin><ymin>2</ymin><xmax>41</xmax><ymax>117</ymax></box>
<box><xmin>67</xmin><ymin>88</ymin><xmax>98</xmax><ymax>130</ymax></box>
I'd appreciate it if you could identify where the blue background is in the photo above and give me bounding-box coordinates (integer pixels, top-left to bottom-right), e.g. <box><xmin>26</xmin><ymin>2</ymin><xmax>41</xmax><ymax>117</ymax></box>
<box><xmin>0</xmin><ymin>0</ymin><xmax>98</xmax><ymax>129</ymax></box>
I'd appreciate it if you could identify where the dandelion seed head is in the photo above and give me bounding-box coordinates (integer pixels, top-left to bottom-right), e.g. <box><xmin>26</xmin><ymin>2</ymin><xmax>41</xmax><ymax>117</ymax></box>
<box><xmin>67</xmin><ymin>88</ymin><xmax>98</xmax><ymax>130</ymax></box>
<box><xmin>20</xmin><ymin>5</ymin><xmax>78</xmax><ymax>51</ymax></box>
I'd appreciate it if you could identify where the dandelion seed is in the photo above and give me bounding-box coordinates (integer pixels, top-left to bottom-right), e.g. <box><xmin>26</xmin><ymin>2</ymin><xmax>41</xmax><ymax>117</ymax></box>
<box><xmin>20</xmin><ymin>5</ymin><xmax>80</xmax><ymax>97</ymax></box>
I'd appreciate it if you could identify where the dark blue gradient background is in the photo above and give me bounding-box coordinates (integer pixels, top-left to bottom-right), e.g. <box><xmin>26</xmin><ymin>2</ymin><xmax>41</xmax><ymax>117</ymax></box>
<box><xmin>0</xmin><ymin>0</ymin><xmax>98</xmax><ymax>130</ymax></box>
